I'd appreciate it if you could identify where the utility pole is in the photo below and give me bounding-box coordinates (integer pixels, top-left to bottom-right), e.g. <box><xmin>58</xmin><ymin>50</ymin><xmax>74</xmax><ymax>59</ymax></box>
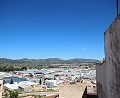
<box><xmin>116</xmin><ymin>0</ymin><xmax>119</xmax><ymax>16</ymax></box>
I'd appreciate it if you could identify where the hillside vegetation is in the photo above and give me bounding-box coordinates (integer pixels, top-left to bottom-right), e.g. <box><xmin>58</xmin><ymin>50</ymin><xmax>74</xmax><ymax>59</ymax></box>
<box><xmin>0</xmin><ymin>58</ymin><xmax>99</xmax><ymax>67</ymax></box>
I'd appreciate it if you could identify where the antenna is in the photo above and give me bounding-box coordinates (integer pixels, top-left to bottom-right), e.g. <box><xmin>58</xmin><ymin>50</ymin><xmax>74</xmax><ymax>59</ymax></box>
<box><xmin>116</xmin><ymin>0</ymin><xmax>119</xmax><ymax>16</ymax></box>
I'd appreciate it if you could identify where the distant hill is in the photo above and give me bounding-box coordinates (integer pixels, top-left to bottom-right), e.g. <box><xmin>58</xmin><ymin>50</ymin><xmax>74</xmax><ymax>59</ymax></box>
<box><xmin>0</xmin><ymin>58</ymin><xmax>100</xmax><ymax>67</ymax></box>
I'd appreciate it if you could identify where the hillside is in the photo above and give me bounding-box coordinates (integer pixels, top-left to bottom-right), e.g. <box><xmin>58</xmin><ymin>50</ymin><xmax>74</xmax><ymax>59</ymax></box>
<box><xmin>0</xmin><ymin>58</ymin><xmax>100</xmax><ymax>67</ymax></box>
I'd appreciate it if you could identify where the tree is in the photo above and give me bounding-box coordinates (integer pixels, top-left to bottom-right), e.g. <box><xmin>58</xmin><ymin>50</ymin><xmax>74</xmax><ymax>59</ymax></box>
<box><xmin>3</xmin><ymin>80</ymin><xmax>6</xmax><ymax>84</ymax></box>
<box><xmin>21</xmin><ymin>66</ymin><xmax>27</xmax><ymax>70</ymax></box>
<box><xmin>9</xmin><ymin>91</ymin><xmax>18</xmax><ymax>98</ymax></box>
<box><xmin>10</xmin><ymin>78</ymin><xmax>14</xmax><ymax>84</ymax></box>
<box><xmin>39</xmin><ymin>78</ymin><xmax>42</xmax><ymax>85</ymax></box>
<box><xmin>54</xmin><ymin>75</ymin><xmax>56</xmax><ymax>80</ymax></box>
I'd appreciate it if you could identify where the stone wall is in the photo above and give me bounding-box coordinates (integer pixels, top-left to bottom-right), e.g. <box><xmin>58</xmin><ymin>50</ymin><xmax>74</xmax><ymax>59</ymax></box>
<box><xmin>104</xmin><ymin>13</ymin><xmax>120</xmax><ymax>98</ymax></box>
<box><xmin>97</xmin><ymin>14</ymin><xmax>120</xmax><ymax>98</ymax></box>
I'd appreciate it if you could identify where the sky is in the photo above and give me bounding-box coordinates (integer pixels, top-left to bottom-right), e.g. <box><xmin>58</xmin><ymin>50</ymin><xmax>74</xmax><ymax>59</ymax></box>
<box><xmin>0</xmin><ymin>0</ymin><xmax>117</xmax><ymax>60</ymax></box>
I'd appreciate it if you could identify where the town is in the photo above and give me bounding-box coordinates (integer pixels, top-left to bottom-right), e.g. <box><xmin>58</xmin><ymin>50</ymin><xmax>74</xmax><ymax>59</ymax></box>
<box><xmin>0</xmin><ymin>62</ymin><xmax>97</xmax><ymax>98</ymax></box>
<box><xmin>0</xmin><ymin>0</ymin><xmax>120</xmax><ymax>98</ymax></box>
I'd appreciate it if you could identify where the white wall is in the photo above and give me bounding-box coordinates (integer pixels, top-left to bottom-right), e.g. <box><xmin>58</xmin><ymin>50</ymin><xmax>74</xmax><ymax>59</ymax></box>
<box><xmin>96</xmin><ymin>62</ymin><xmax>107</xmax><ymax>98</ymax></box>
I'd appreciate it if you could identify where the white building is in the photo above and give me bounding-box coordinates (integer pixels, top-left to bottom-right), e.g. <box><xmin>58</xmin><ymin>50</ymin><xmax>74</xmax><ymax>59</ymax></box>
<box><xmin>45</xmin><ymin>80</ymin><xmax>58</xmax><ymax>88</ymax></box>
<box><xmin>45</xmin><ymin>80</ymin><xmax>63</xmax><ymax>88</ymax></box>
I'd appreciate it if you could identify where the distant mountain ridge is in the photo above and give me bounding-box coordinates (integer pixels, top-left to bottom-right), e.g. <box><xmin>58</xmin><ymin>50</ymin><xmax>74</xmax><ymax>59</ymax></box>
<box><xmin>0</xmin><ymin>58</ymin><xmax>100</xmax><ymax>66</ymax></box>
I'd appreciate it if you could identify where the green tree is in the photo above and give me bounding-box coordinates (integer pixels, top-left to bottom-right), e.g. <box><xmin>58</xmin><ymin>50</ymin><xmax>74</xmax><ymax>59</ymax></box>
<box><xmin>4</xmin><ymin>91</ymin><xmax>9</xmax><ymax>98</ymax></box>
<box><xmin>3</xmin><ymin>80</ymin><xmax>6</xmax><ymax>84</ymax></box>
<box><xmin>9</xmin><ymin>91</ymin><xmax>18</xmax><ymax>98</ymax></box>
<box><xmin>21</xmin><ymin>66</ymin><xmax>27</xmax><ymax>70</ymax></box>
<box><xmin>39</xmin><ymin>78</ymin><xmax>42</xmax><ymax>85</ymax></box>
<box><xmin>54</xmin><ymin>75</ymin><xmax>56</xmax><ymax>80</ymax></box>
<box><xmin>10</xmin><ymin>78</ymin><xmax>14</xmax><ymax>84</ymax></box>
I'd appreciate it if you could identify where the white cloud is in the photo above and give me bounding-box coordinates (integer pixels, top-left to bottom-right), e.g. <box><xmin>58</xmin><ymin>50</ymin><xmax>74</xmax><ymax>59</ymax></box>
<box><xmin>82</xmin><ymin>48</ymin><xmax>86</xmax><ymax>50</ymax></box>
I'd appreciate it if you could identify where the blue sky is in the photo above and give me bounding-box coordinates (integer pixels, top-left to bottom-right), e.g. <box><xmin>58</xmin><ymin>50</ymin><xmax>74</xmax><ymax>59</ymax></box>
<box><xmin>0</xmin><ymin>0</ymin><xmax>117</xmax><ymax>60</ymax></box>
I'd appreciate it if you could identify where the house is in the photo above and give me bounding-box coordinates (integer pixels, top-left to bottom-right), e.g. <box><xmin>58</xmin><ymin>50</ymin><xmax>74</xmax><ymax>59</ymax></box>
<box><xmin>4</xmin><ymin>83</ymin><xmax>18</xmax><ymax>90</ymax></box>
<box><xmin>45</xmin><ymin>80</ymin><xmax>58</xmax><ymax>88</ymax></box>
<box><xmin>19</xmin><ymin>84</ymin><xmax>33</xmax><ymax>92</ymax></box>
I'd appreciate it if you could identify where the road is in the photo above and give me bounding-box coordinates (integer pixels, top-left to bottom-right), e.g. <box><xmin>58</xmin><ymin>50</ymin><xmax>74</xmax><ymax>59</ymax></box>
<box><xmin>19</xmin><ymin>92</ymin><xmax>59</xmax><ymax>97</ymax></box>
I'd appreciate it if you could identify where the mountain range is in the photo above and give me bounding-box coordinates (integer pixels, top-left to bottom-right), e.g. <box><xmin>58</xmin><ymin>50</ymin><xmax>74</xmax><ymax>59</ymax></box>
<box><xmin>0</xmin><ymin>58</ymin><xmax>100</xmax><ymax>67</ymax></box>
